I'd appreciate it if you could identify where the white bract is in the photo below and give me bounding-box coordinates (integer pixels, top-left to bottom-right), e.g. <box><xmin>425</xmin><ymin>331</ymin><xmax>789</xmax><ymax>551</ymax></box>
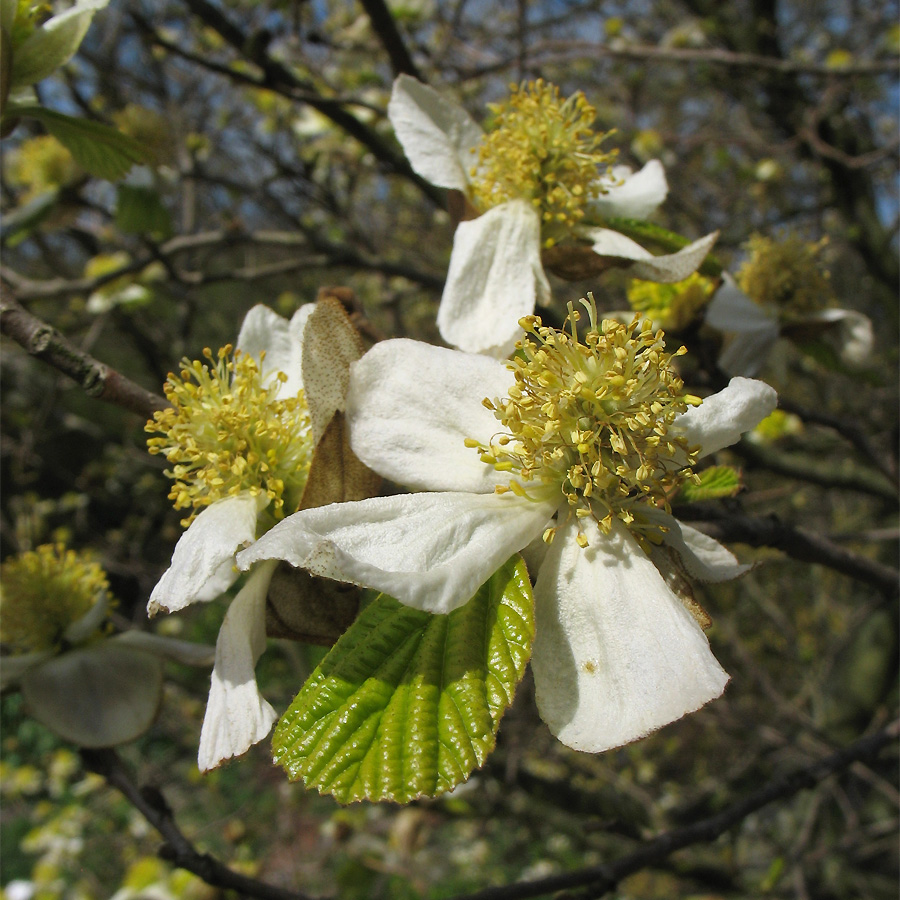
<box><xmin>1</xmin><ymin>544</ymin><xmax>211</xmax><ymax>748</ymax></box>
<box><xmin>388</xmin><ymin>75</ymin><xmax>717</xmax><ymax>357</ymax></box>
<box><xmin>146</xmin><ymin>304</ymin><xmax>320</xmax><ymax>771</ymax></box>
<box><xmin>239</xmin><ymin>303</ymin><xmax>777</xmax><ymax>752</ymax></box>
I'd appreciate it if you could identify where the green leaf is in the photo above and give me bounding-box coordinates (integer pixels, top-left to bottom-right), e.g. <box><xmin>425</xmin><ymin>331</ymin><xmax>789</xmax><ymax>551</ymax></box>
<box><xmin>115</xmin><ymin>184</ymin><xmax>172</xmax><ymax>237</ymax></box>
<box><xmin>13</xmin><ymin>106</ymin><xmax>147</xmax><ymax>180</ymax></box>
<box><xmin>678</xmin><ymin>465</ymin><xmax>742</xmax><ymax>502</ymax></box>
<box><xmin>273</xmin><ymin>556</ymin><xmax>534</xmax><ymax>803</ymax></box>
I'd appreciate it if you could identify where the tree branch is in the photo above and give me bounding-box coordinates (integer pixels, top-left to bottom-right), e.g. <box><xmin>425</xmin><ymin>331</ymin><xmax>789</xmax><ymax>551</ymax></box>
<box><xmin>359</xmin><ymin>0</ymin><xmax>423</xmax><ymax>79</ymax></box>
<box><xmin>446</xmin><ymin>721</ymin><xmax>899</xmax><ymax>900</ymax></box>
<box><xmin>177</xmin><ymin>0</ymin><xmax>444</xmax><ymax>207</ymax></box>
<box><xmin>676</xmin><ymin>505</ymin><xmax>899</xmax><ymax>596</ymax></box>
<box><xmin>0</xmin><ymin>292</ymin><xmax>168</xmax><ymax>419</ymax></box>
<box><xmin>524</xmin><ymin>39</ymin><xmax>900</xmax><ymax>78</ymax></box>
<box><xmin>80</xmin><ymin>748</ymin><xmax>323</xmax><ymax>900</ymax></box>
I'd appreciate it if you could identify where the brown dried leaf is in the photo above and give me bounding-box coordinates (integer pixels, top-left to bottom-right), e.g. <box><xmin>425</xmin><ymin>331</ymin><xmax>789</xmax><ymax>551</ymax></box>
<box><xmin>265</xmin><ymin>563</ymin><xmax>360</xmax><ymax>645</ymax></box>
<box><xmin>541</xmin><ymin>242</ymin><xmax>621</xmax><ymax>281</ymax></box>
<box><xmin>299</xmin><ymin>411</ymin><xmax>382</xmax><ymax>510</ymax></box>
<box><xmin>301</xmin><ymin>292</ymin><xmax>366</xmax><ymax>444</ymax></box>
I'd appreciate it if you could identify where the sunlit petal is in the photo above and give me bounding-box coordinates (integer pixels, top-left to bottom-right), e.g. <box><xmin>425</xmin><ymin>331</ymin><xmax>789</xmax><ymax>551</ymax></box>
<box><xmin>532</xmin><ymin>518</ymin><xmax>729</xmax><ymax>752</ymax></box>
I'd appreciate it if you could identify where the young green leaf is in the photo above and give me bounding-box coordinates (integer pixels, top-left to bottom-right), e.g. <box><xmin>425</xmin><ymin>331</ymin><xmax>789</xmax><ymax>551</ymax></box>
<box><xmin>273</xmin><ymin>555</ymin><xmax>534</xmax><ymax>803</ymax></box>
<box><xmin>677</xmin><ymin>465</ymin><xmax>742</xmax><ymax>502</ymax></box>
<box><xmin>14</xmin><ymin>106</ymin><xmax>147</xmax><ymax>180</ymax></box>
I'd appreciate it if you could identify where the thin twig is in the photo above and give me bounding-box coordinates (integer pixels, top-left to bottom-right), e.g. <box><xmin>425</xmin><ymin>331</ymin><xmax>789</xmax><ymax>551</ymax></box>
<box><xmin>0</xmin><ymin>292</ymin><xmax>168</xmax><ymax>419</ymax></box>
<box><xmin>80</xmin><ymin>748</ymin><xmax>324</xmax><ymax>900</ymax></box>
<box><xmin>676</xmin><ymin>506</ymin><xmax>899</xmax><ymax>597</ymax></box>
<box><xmin>511</xmin><ymin>39</ymin><xmax>900</xmax><ymax>78</ymax></box>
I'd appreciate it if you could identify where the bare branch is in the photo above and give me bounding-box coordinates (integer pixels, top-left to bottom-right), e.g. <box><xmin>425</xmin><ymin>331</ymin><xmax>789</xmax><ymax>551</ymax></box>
<box><xmin>0</xmin><ymin>292</ymin><xmax>168</xmax><ymax>419</ymax></box>
<box><xmin>359</xmin><ymin>0</ymin><xmax>423</xmax><ymax>79</ymax></box>
<box><xmin>677</xmin><ymin>506</ymin><xmax>899</xmax><ymax>596</ymax></box>
<box><xmin>80</xmin><ymin>748</ymin><xmax>323</xmax><ymax>900</ymax></box>
<box><xmin>519</xmin><ymin>39</ymin><xmax>900</xmax><ymax>78</ymax></box>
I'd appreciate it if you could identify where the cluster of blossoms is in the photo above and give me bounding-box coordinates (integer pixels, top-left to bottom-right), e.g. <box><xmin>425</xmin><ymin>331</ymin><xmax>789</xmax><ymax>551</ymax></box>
<box><xmin>140</xmin><ymin>78</ymin><xmax>777</xmax><ymax>766</ymax></box>
<box><xmin>3</xmin><ymin>74</ymin><xmax>791</xmax><ymax>780</ymax></box>
<box><xmin>238</xmin><ymin>300</ymin><xmax>776</xmax><ymax>751</ymax></box>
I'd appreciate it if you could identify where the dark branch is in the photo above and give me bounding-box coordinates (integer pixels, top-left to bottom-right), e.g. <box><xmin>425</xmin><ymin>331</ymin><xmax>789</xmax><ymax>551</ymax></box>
<box><xmin>676</xmin><ymin>506</ymin><xmax>899</xmax><ymax>597</ymax></box>
<box><xmin>359</xmin><ymin>0</ymin><xmax>423</xmax><ymax>79</ymax></box>
<box><xmin>0</xmin><ymin>291</ymin><xmax>168</xmax><ymax>419</ymax></box>
<box><xmin>80</xmin><ymin>748</ymin><xmax>324</xmax><ymax>900</ymax></box>
<box><xmin>178</xmin><ymin>0</ymin><xmax>444</xmax><ymax>207</ymax></box>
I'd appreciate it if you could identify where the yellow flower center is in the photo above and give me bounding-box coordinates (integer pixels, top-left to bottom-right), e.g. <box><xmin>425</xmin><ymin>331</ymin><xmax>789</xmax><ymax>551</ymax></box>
<box><xmin>0</xmin><ymin>545</ymin><xmax>110</xmax><ymax>654</ymax></box>
<box><xmin>627</xmin><ymin>273</ymin><xmax>716</xmax><ymax>332</ymax></box>
<box><xmin>737</xmin><ymin>234</ymin><xmax>832</xmax><ymax>316</ymax></box>
<box><xmin>469</xmin><ymin>297</ymin><xmax>700</xmax><ymax>548</ymax></box>
<box><xmin>145</xmin><ymin>345</ymin><xmax>312</xmax><ymax>528</ymax></box>
<box><xmin>470</xmin><ymin>80</ymin><xmax>617</xmax><ymax>247</ymax></box>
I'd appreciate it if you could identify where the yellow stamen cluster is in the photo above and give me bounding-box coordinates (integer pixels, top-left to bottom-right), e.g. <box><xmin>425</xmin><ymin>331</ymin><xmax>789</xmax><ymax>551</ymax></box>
<box><xmin>146</xmin><ymin>346</ymin><xmax>312</xmax><ymax>527</ymax></box>
<box><xmin>470</xmin><ymin>80</ymin><xmax>616</xmax><ymax>246</ymax></box>
<box><xmin>627</xmin><ymin>272</ymin><xmax>715</xmax><ymax>332</ymax></box>
<box><xmin>737</xmin><ymin>234</ymin><xmax>832</xmax><ymax>316</ymax></box>
<box><xmin>0</xmin><ymin>544</ymin><xmax>110</xmax><ymax>654</ymax></box>
<box><xmin>471</xmin><ymin>297</ymin><xmax>700</xmax><ymax>548</ymax></box>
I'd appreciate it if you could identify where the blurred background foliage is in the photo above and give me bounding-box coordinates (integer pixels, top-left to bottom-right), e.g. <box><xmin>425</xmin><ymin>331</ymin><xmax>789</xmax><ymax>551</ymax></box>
<box><xmin>1</xmin><ymin>0</ymin><xmax>897</xmax><ymax>897</ymax></box>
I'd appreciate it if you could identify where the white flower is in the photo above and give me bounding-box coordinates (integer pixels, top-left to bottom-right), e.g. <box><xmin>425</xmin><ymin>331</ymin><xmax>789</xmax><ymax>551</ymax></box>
<box><xmin>705</xmin><ymin>235</ymin><xmax>874</xmax><ymax>376</ymax></box>
<box><xmin>146</xmin><ymin>301</ymin><xmax>363</xmax><ymax>770</ymax></box>
<box><xmin>388</xmin><ymin>75</ymin><xmax>717</xmax><ymax>357</ymax></box>
<box><xmin>706</xmin><ymin>274</ymin><xmax>875</xmax><ymax>377</ymax></box>
<box><xmin>238</xmin><ymin>304</ymin><xmax>777</xmax><ymax>752</ymax></box>
<box><xmin>1</xmin><ymin>544</ymin><xmax>211</xmax><ymax>748</ymax></box>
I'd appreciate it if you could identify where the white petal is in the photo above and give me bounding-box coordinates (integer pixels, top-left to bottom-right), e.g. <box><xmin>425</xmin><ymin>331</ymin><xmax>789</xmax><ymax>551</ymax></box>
<box><xmin>674</xmin><ymin>376</ymin><xmax>777</xmax><ymax>458</ymax></box>
<box><xmin>718</xmin><ymin>328</ymin><xmax>780</xmax><ymax>377</ymax></box>
<box><xmin>592</xmin><ymin>160</ymin><xmax>669</xmax><ymax>220</ymax></box>
<box><xmin>705</xmin><ymin>279</ymin><xmax>779</xmax><ymax>377</ymax></box>
<box><xmin>640</xmin><ymin>508</ymin><xmax>751</xmax><ymax>582</ymax></box>
<box><xmin>236</xmin><ymin>303</ymin><xmax>309</xmax><ymax>397</ymax></box>
<box><xmin>439</xmin><ymin>201</ymin><xmax>549</xmax><ymax>357</ymax></box>
<box><xmin>531</xmin><ymin>518</ymin><xmax>729</xmax><ymax>752</ymax></box>
<box><xmin>11</xmin><ymin>0</ymin><xmax>109</xmax><ymax>88</ymax></box>
<box><xmin>197</xmin><ymin>561</ymin><xmax>278</xmax><ymax>771</ymax></box>
<box><xmin>806</xmin><ymin>308</ymin><xmax>874</xmax><ymax>367</ymax></box>
<box><xmin>148</xmin><ymin>493</ymin><xmax>268</xmax><ymax>616</ymax></box>
<box><xmin>347</xmin><ymin>339</ymin><xmax>515</xmax><ymax>493</ymax></box>
<box><xmin>586</xmin><ymin>228</ymin><xmax>718</xmax><ymax>283</ymax></box>
<box><xmin>388</xmin><ymin>74</ymin><xmax>484</xmax><ymax>191</ymax></box>
<box><xmin>705</xmin><ymin>274</ymin><xmax>777</xmax><ymax>333</ymax></box>
<box><xmin>237</xmin><ymin>492</ymin><xmax>555</xmax><ymax>615</ymax></box>
<box><xmin>21</xmin><ymin>642</ymin><xmax>163</xmax><ymax>747</ymax></box>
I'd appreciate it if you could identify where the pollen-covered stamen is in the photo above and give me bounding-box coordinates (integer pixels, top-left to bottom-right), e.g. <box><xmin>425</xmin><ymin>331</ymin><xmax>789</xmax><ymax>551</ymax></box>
<box><xmin>145</xmin><ymin>345</ymin><xmax>312</xmax><ymax>528</ymax></box>
<box><xmin>737</xmin><ymin>234</ymin><xmax>832</xmax><ymax>316</ymax></box>
<box><xmin>472</xmin><ymin>296</ymin><xmax>700</xmax><ymax>545</ymax></box>
<box><xmin>0</xmin><ymin>545</ymin><xmax>111</xmax><ymax>654</ymax></box>
<box><xmin>470</xmin><ymin>80</ymin><xmax>617</xmax><ymax>247</ymax></box>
